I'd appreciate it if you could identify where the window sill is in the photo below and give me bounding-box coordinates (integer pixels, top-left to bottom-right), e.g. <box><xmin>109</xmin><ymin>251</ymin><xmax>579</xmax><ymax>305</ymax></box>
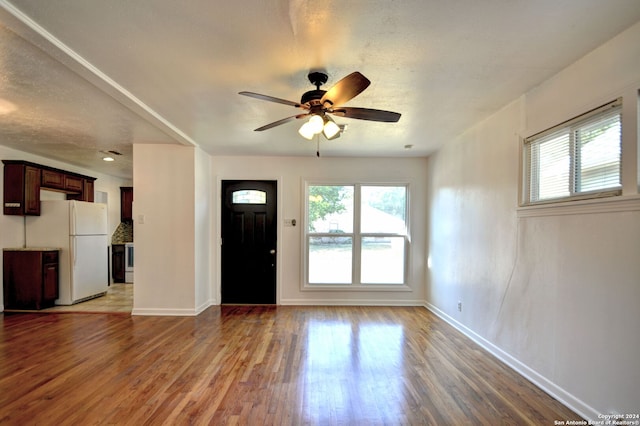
<box><xmin>517</xmin><ymin>194</ymin><xmax>640</xmax><ymax>218</ymax></box>
<box><xmin>301</xmin><ymin>284</ymin><xmax>413</xmax><ymax>292</ymax></box>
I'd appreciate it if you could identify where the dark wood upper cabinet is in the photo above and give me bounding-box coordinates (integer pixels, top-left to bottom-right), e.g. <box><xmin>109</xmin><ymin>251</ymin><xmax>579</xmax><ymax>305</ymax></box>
<box><xmin>24</xmin><ymin>165</ymin><xmax>42</xmax><ymax>215</ymax></box>
<box><xmin>84</xmin><ymin>179</ymin><xmax>95</xmax><ymax>202</ymax></box>
<box><xmin>64</xmin><ymin>175</ymin><xmax>84</xmax><ymax>193</ymax></box>
<box><xmin>3</xmin><ymin>160</ymin><xmax>96</xmax><ymax>215</ymax></box>
<box><xmin>41</xmin><ymin>169</ymin><xmax>65</xmax><ymax>189</ymax></box>
<box><xmin>121</xmin><ymin>187</ymin><xmax>133</xmax><ymax>222</ymax></box>
<box><xmin>41</xmin><ymin>168</ymin><xmax>84</xmax><ymax>194</ymax></box>
<box><xmin>67</xmin><ymin>178</ymin><xmax>95</xmax><ymax>202</ymax></box>
<box><xmin>3</xmin><ymin>162</ymin><xmax>41</xmax><ymax>215</ymax></box>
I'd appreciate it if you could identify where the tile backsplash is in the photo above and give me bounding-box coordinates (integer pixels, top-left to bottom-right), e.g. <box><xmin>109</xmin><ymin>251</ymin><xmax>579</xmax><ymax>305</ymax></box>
<box><xmin>112</xmin><ymin>221</ymin><xmax>133</xmax><ymax>244</ymax></box>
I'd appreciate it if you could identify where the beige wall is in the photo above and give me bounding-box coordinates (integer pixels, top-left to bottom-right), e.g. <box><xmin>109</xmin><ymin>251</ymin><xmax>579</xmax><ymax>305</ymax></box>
<box><xmin>132</xmin><ymin>144</ymin><xmax>214</xmax><ymax>315</ymax></box>
<box><xmin>194</xmin><ymin>147</ymin><xmax>213</xmax><ymax>309</ymax></box>
<box><xmin>426</xmin><ymin>21</ymin><xmax>640</xmax><ymax>420</ymax></box>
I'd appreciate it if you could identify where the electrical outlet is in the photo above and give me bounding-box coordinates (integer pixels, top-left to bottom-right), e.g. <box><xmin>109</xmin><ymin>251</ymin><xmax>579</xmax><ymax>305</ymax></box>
<box><xmin>457</xmin><ymin>301</ymin><xmax>462</xmax><ymax>312</ymax></box>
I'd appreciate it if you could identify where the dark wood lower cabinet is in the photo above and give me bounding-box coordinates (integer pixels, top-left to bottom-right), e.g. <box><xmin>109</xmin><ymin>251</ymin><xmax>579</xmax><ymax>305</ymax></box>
<box><xmin>112</xmin><ymin>244</ymin><xmax>125</xmax><ymax>283</ymax></box>
<box><xmin>3</xmin><ymin>249</ymin><xmax>59</xmax><ymax>310</ymax></box>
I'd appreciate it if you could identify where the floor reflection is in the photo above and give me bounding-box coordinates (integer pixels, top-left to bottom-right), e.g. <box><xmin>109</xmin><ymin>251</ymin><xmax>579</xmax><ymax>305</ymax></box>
<box><xmin>304</xmin><ymin>319</ymin><xmax>404</xmax><ymax>423</ymax></box>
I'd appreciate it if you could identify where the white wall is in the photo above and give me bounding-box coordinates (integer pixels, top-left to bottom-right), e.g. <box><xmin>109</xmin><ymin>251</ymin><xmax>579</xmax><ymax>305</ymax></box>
<box><xmin>211</xmin><ymin>155</ymin><xmax>428</xmax><ymax>305</ymax></box>
<box><xmin>132</xmin><ymin>144</ymin><xmax>213</xmax><ymax>315</ymax></box>
<box><xmin>426</xmin><ymin>21</ymin><xmax>640</xmax><ymax>420</ymax></box>
<box><xmin>0</xmin><ymin>144</ymin><xmax>130</xmax><ymax>311</ymax></box>
<box><xmin>194</xmin><ymin>147</ymin><xmax>213</xmax><ymax>309</ymax></box>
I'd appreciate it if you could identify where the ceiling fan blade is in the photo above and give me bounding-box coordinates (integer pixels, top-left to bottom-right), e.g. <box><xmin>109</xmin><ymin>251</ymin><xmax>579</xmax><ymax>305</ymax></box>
<box><xmin>239</xmin><ymin>91</ymin><xmax>307</xmax><ymax>109</ymax></box>
<box><xmin>320</xmin><ymin>72</ymin><xmax>370</xmax><ymax>107</ymax></box>
<box><xmin>331</xmin><ymin>107</ymin><xmax>401</xmax><ymax>122</ymax></box>
<box><xmin>254</xmin><ymin>114</ymin><xmax>309</xmax><ymax>131</ymax></box>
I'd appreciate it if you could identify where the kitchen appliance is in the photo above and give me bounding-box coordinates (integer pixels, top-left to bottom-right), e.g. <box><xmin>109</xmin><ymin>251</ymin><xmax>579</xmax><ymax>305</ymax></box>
<box><xmin>26</xmin><ymin>200</ymin><xmax>109</xmax><ymax>305</ymax></box>
<box><xmin>125</xmin><ymin>242</ymin><xmax>134</xmax><ymax>283</ymax></box>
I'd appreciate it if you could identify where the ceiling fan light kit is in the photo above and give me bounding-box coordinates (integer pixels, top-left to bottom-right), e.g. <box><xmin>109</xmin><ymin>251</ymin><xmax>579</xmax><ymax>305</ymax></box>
<box><xmin>322</xmin><ymin>116</ymin><xmax>341</xmax><ymax>139</ymax></box>
<box><xmin>307</xmin><ymin>114</ymin><xmax>324</xmax><ymax>133</ymax></box>
<box><xmin>298</xmin><ymin>114</ymin><xmax>341</xmax><ymax>140</ymax></box>
<box><xmin>239</xmin><ymin>71</ymin><xmax>401</xmax><ymax>149</ymax></box>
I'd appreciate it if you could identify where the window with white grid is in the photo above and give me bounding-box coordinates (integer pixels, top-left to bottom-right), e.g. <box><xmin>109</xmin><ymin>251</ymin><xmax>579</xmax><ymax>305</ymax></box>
<box><xmin>304</xmin><ymin>183</ymin><xmax>409</xmax><ymax>287</ymax></box>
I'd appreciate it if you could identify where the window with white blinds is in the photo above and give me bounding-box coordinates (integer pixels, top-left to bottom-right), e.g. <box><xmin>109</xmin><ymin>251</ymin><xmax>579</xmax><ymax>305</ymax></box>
<box><xmin>523</xmin><ymin>99</ymin><xmax>622</xmax><ymax>205</ymax></box>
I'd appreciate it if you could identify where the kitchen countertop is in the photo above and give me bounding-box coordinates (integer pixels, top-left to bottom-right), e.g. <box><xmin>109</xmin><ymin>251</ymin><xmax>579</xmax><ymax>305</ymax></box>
<box><xmin>3</xmin><ymin>247</ymin><xmax>61</xmax><ymax>251</ymax></box>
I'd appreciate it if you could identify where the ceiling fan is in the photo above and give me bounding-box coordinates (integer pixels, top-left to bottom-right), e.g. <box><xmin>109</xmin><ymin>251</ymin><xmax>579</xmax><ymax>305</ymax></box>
<box><xmin>239</xmin><ymin>71</ymin><xmax>401</xmax><ymax>141</ymax></box>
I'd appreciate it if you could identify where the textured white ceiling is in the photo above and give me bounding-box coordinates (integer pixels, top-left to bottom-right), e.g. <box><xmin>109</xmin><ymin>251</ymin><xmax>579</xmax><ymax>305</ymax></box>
<box><xmin>0</xmin><ymin>0</ymin><xmax>639</xmax><ymax>179</ymax></box>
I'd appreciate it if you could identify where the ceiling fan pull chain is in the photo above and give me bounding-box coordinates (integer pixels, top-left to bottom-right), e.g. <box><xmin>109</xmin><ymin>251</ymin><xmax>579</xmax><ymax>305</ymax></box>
<box><xmin>316</xmin><ymin>135</ymin><xmax>320</xmax><ymax>157</ymax></box>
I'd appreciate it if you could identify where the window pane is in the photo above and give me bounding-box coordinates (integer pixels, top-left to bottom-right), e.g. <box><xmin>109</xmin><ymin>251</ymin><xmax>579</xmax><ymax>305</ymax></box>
<box><xmin>532</xmin><ymin>132</ymin><xmax>570</xmax><ymax>201</ymax></box>
<box><xmin>577</xmin><ymin>113</ymin><xmax>621</xmax><ymax>192</ymax></box>
<box><xmin>308</xmin><ymin>236</ymin><xmax>352</xmax><ymax>284</ymax></box>
<box><xmin>524</xmin><ymin>100</ymin><xmax>622</xmax><ymax>205</ymax></box>
<box><xmin>308</xmin><ymin>185</ymin><xmax>354</xmax><ymax>233</ymax></box>
<box><xmin>361</xmin><ymin>237</ymin><xmax>405</xmax><ymax>284</ymax></box>
<box><xmin>232</xmin><ymin>190</ymin><xmax>266</xmax><ymax>204</ymax></box>
<box><xmin>361</xmin><ymin>186</ymin><xmax>407</xmax><ymax>233</ymax></box>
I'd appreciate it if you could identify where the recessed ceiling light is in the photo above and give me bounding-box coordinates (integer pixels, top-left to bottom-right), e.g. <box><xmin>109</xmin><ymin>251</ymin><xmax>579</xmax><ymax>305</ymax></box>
<box><xmin>102</xmin><ymin>156</ymin><xmax>115</xmax><ymax>162</ymax></box>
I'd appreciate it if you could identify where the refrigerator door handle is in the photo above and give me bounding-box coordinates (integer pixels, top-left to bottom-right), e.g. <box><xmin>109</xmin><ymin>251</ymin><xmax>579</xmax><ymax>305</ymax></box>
<box><xmin>72</xmin><ymin>238</ymin><xmax>77</xmax><ymax>268</ymax></box>
<box><xmin>70</xmin><ymin>201</ymin><xmax>76</xmax><ymax>235</ymax></box>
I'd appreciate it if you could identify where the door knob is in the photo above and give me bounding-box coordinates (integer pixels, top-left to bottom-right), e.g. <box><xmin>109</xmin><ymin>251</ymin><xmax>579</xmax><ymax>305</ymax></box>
<box><xmin>270</xmin><ymin>249</ymin><xmax>276</xmax><ymax>254</ymax></box>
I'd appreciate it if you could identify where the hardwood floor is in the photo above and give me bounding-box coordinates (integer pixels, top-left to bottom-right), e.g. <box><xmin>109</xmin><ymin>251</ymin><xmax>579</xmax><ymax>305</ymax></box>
<box><xmin>41</xmin><ymin>283</ymin><xmax>133</xmax><ymax>313</ymax></box>
<box><xmin>2</xmin><ymin>284</ymin><xmax>133</xmax><ymax>314</ymax></box>
<box><xmin>0</xmin><ymin>306</ymin><xmax>580</xmax><ymax>425</ymax></box>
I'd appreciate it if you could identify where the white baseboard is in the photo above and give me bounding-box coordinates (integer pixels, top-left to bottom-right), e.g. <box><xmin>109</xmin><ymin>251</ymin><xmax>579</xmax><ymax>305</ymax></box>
<box><xmin>132</xmin><ymin>299</ymin><xmax>215</xmax><ymax>316</ymax></box>
<box><xmin>280</xmin><ymin>298</ymin><xmax>423</xmax><ymax>306</ymax></box>
<box><xmin>195</xmin><ymin>299</ymin><xmax>214</xmax><ymax>315</ymax></box>
<box><xmin>424</xmin><ymin>302</ymin><xmax>598</xmax><ymax>422</ymax></box>
<box><xmin>132</xmin><ymin>307</ymin><xmax>201</xmax><ymax>316</ymax></box>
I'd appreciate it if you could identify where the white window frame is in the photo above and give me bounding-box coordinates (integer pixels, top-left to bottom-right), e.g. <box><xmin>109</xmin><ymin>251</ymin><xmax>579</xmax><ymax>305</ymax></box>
<box><xmin>302</xmin><ymin>181</ymin><xmax>411</xmax><ymax>292</ymax></box>
<box><xmin>521</xmin><ymin>98</ymin><xmax>623</xmax><ymax>206</ymax></box>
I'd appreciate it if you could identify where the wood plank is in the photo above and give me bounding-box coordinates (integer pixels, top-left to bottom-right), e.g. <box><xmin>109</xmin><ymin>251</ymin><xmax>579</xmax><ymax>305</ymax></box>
<box><xmin>0</xmin><ymin>306</ymin><xmax>581</xmax><ymax>424</ymax></box>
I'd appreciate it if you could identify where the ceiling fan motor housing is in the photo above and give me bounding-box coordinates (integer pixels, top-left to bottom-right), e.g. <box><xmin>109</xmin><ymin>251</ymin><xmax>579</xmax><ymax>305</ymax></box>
<box><xmin>300</xmin><ymin>89</ymin><xmax>326</xmax><ymax>105</ymax></box>
<box><xmin>301</xmin><ymin>71</ymin><xmax>329</xmax><ymax>106</ymax></box>
<box><xmin>307</xmin><ymin>71</ymin><xmax>328</xmax><ymax>88</ymax></box>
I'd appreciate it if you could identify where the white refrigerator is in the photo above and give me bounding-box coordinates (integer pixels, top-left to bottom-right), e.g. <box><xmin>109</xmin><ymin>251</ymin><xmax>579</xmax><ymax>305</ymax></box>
<box><xmin>26</xmin><ymin>200</ymin><xmax>109</xmax><ymax>305</ymax></box>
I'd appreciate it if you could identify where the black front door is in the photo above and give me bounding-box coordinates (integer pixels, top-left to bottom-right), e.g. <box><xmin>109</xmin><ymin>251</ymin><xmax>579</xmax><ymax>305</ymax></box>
<box><xmin>221</xmin><ymin>180</ymin><xmax>277</xmax><ymax>304</ymax></box>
